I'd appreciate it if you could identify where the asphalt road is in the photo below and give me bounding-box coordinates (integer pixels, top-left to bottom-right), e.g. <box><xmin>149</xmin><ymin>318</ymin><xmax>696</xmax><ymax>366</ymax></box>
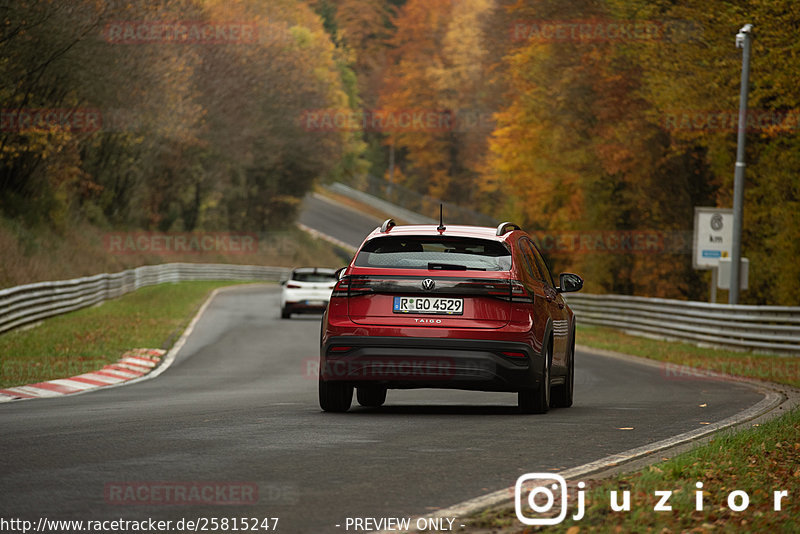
<box><xmin>0</xmin><ymin>284</ymin><xmax>764</xmax><ymax>532</ymax></box>
<box><xmin>298</xmin><ymin>194</ymin><xmax>382</xmax><ymax>250</ymax></box>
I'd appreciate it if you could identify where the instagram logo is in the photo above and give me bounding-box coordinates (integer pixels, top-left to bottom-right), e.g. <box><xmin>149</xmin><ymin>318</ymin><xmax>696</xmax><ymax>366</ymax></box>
<box><xmin>515</xmin><ymin>474</ymin><xmax>585</xmax><ymax>525</ymax></box>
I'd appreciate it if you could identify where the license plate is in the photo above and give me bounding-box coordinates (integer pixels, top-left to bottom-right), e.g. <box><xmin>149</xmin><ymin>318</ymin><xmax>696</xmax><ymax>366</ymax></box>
<box><xmin>393</xmin><ymin>296</ymin><xmax>463</xmax><ymax>315</ymax></box>
<box><xmin>306</xmin><ymin>300</ymin><xmax>325</xmax><ymax>306</ymax></box>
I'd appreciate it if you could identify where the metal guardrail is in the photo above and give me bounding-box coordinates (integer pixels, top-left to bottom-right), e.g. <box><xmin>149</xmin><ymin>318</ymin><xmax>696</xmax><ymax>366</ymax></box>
<box><xmin>566</xmin><ymin>293</ymin><xmax>800</xmax><ymax>355</ymax></box>
<box><xmin>0</xmin><ymin>263</ymin><xmax>289</xmax><ymax>335</ymax></box>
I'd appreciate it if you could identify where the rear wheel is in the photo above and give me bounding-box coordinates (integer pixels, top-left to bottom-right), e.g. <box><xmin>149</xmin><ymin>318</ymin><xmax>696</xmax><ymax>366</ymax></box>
<box><xmin>551</xmin><ymin>329</ymin><xmax>575</xmax><ymax>408</ymax></box>
<box><xmin>319</xmin><ymin>379</ymin><xmax>353</xmax><ymax>412</ymax></box>
<box><xmin>357</xmin><ymin>386</ymin><xmax>387</xmax><ymax>407</ymax></box>
<box><xmin>519</xmin><ymin>337</ymin><xmax>551</xmax><ymax>414</ymax></box>
<box><xmin>281</xmin><ymin>306</ymin><xmax>291</xmax><ymax>319</ymax></box>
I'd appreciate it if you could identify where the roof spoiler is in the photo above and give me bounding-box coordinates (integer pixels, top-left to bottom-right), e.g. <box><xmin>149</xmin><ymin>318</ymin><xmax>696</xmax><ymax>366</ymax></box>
<box><xmin>380</xmin><ymin>219</ymin><xmax>396</xmax><ymax>233</ymax></box>
<box><xmin>496</xmin><ymin>222</ymin><xmax>521</xmax><ymax>236</ymax></box>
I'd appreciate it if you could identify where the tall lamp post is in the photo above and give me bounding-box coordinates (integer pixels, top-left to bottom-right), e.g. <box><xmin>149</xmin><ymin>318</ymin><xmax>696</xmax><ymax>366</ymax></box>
<box><xmin>729</xmin><ymin>23</ymin><xmax>753</xmax><ymax>304</ymax></box>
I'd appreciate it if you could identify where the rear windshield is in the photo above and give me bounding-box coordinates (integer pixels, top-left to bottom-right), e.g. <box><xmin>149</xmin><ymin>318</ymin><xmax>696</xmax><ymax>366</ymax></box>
<box><xmin>292</xmin><ymin>272</ymin><xmax>336</xmax><ymax>282</ymax></box>
<box><xmin>354</xmin><ymin>236</ymin><xmax>511</xmax><ymax>271</ymax></box>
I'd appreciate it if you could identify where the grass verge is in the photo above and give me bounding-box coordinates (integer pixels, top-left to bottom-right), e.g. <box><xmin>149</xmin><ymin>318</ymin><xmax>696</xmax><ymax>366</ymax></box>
<box><xmin>461</xmin><ymin>324</ymin><xmax>800</xmax><ymax>533</ymax></box>
<box><xmin>0</xmin><ymin>281</ymin><xmax>245</xmax><ymax>388</ymax></box>
<box><xmin>577</xmin><ymin>324</ymin><xmax>800</xmax><ymax>388</ymax></box>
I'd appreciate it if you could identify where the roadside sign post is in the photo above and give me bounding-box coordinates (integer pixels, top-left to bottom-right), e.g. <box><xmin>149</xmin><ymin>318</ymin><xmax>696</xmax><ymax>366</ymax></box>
<box><xmin>730</xmin><ymin>23</ymin><xmax>753</xmax><ymax>304</ymax></box>
<box><xmin>693</xmin><ymin>207</ymin><xmax>734</xmax><ymax>303</ymax></box>
<box><xmin>710</xmin><ymin>267</ymin><xmax>717</xmax><ymax>304</ymax></box>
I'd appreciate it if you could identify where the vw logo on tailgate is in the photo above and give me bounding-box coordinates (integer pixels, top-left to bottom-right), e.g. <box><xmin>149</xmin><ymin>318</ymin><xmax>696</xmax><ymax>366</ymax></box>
<box><xmin>421</xmin><ymin>279</ymin><xmax>436</xmax><ymax>291</ymax></box>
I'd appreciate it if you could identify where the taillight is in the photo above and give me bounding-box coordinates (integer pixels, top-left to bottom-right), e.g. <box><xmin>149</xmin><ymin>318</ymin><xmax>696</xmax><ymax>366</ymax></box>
<box><xmin>347</xmin><ymin>277</ymin><xmax>374</xmax><ymax>293</ymax></box>
<box><xmin>457</xmin><ymin>280</ymin><xmax>515</xmax><ymax>300</ymax></box>
<box><xmin>483</xmin><ymin>281</ymin><xmax>511</xmax><ymax>297</ymax></box>
<box><xmin>286</xmin><ymin>283</ymin><xmax>301</xmax><ymax>289</ymax></box>
<box><xmin>331</xmin><ymin>277</ymin><xmax>349</xmax><ymax>297</ymax></box>
<box><xmin>510</xmin><ymin>280</ymin><xmax>531</xmax><ymax>303</ymax></box>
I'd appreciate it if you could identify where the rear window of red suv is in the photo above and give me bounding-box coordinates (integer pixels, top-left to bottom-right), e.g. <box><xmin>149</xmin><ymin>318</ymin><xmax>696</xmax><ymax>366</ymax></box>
<box><xmin>354</xmin><ymin>236</ymin><xmax>511</xmax><ymax>271</ymax></box>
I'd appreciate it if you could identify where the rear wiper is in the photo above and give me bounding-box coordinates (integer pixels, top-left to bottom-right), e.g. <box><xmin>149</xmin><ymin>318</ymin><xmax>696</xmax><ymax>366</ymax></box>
<box><xmin>427</xmin><ymin>262</ymin><xmax>485</xmax><ymax>271</ymax></box>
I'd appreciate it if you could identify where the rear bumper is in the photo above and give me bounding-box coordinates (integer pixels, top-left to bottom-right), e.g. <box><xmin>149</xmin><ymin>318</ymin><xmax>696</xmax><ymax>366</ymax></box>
<box><xmin>285</xmin><ymin>301</ymin><xmax>328</xmax><ymax>313</ymax></box>
<box><xmin>320</xmin><ymin>336</ymin><xmax>543</xmax><ymax>392</ymax></box>
<box><xmin>282</xmin><ymin>288</ymin><xmax>332</xmax><ymax>309</ymax></box>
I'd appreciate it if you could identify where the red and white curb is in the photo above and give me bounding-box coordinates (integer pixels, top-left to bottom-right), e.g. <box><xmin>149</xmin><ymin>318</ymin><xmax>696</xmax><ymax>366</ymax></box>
<box><xmin>0</xmin><ymin>348</ymin><xmax>165</xmax><ymax>402</ymax></box>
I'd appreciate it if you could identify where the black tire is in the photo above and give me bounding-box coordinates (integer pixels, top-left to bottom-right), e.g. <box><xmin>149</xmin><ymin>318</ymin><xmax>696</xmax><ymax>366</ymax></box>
<box><xmin>519</xmin><ymin>337</ymin><xmax>551</xmax><ymax>414</ymax></box>
<box><xmin>281</xmin><ymin>306</ymin><xmax>291</xmax><ymax>319</ymax></box>
<box><xmin>551</xmin><ymin>329</ymin><xmax>574</xmax><ymax>408</ymax></box>
<box><xmin>319</xmin><ymin>379</ymin><xmax>353</xmax><ymax>412</ymax></box>
<box><xmin>357</xmin><ymin>386</ymin><xmax>387</xmax><ymax>407</ymax></box>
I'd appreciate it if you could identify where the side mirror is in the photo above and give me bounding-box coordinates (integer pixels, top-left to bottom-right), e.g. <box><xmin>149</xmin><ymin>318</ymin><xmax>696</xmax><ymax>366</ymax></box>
<box><xmin>334</xmin><ymin>267</ymin><xmax>348</xmax><ymax>280</ymax></box>
<box><xmin>558</xmin><ymin>273</ymin><xmax>583</xmax><ymax>293</ymax></box>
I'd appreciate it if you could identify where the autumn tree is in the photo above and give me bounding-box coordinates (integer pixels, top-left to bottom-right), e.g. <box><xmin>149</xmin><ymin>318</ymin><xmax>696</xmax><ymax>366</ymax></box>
<box><xmin>483</xmin><ymin>0</ymin><xmax>720</xmax><ymax>298</ymax></box>
<box><xmin>0</xmin><ymin>0</ymin><xmax>362</xmax><ymax>235</ymax></box>
<box><xmin>377</xmin><ymin>0</ymin><xmax>501</xmax><ymax>210</ymax></box>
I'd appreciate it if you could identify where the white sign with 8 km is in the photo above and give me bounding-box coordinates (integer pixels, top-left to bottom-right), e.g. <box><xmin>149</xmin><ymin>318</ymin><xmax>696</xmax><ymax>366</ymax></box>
<box><xmin>693</xmin><ymin>207</ymin><xmax>734</xmax><ymax>269</ymax></box>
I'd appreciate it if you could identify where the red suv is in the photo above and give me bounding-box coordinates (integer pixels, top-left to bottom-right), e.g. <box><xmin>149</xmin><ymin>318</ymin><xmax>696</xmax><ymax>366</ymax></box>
<box><xmin>319</xmin><ymin>220</ymin><xmax>583</xmax><ymax>413</ymax></box>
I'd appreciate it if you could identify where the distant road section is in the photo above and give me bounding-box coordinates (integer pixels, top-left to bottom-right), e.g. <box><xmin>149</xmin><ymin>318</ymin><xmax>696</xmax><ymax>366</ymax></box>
<box><xmin>324</xmin><ymin>183</ymin><xmax>438</xmax><ymax>225</ymax></box>
<box><xmin>298</xmin><ymin>193</ymin><xmax>383</xmax><ymax>250</ymax></box>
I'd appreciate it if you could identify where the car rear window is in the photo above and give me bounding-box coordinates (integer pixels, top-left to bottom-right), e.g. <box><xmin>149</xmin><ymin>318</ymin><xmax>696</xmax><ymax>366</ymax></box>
<box><xmin>292</xmin><ymin>272</ymin><xmax>336</xmax><ymax>282</ymax></box>
<box><xmin>354</xmin><ymin>236</ymin><xmax>511</xmax><ymax>271</ymax></box>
